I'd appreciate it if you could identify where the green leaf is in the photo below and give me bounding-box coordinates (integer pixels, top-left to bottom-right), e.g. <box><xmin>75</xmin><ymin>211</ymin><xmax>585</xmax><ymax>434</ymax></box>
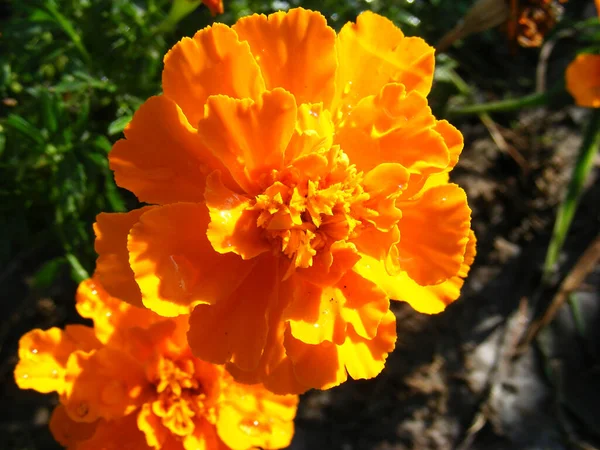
<box><xmin>32</xmin><ymin>257</ymin><xmax>66</xmax><ymax>289</ymax></box>
<box><xmin>108</xmin><ymin>115</ymin><xmax>132</xmax><ymax>136</ymax></box>
<box><xmin>66</xmin><ymin>253</ymin><xmax>89</xmax><ymax>282</ymax></box>
<box><xmin>4</xmin><ymin>114</ymin><xmax>45</xmax><ymax>145</ymax></box>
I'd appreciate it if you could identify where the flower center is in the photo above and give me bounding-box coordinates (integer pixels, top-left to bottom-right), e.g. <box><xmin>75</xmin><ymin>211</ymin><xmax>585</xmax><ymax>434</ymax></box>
<box><xmin>252</xmin><ymin>147</ymin><xmax>368</xmax><ymax>269</ymax></box>
<box><xmin>149</xmin><ymin>357</ymin><xmax>214</xmax><ymax>437</ymax></box>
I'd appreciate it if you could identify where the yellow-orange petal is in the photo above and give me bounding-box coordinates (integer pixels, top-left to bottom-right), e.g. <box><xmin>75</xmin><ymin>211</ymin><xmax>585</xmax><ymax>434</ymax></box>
<box><xmin>233</xmin><ymin>8</ymin><xmax>337</xmax><ymax>107</ymax></box>
<box><xmin>94</xmin><ymin>207</ymin><xmax>155</xmax><ymax>307</ymax></box>
<box><xmin>75</xmin><ymin>278</ymin><xmax>158</xmax><ymax>344</ymax></box>
<box><xmin>294</xmin><ymin>241</ymin><xmax>361</xmax><ymax>287</ymax></box>
<box><xmin>138</xmin><ymin>403</ymin><xmax>169</xmax><ymax>449</ymax></box>
<box><xmin>197</xmin><ymin>89</ymin><xmax>297</xmax><ymax>194</ymax></box>
<box><xmin>434</xmin><ymin>119</ymin><xmax>464</xmax><ymax>171</ymax></box>
<box><xmin>336</xmin><ymin>83</ymin><xmax>449</xmax><ymax>175</ymax></box>
<box><xmin>204</xmin><ymin>170</ymin><xmax>271</xmax><ymax>258</ymax></box>
<box><xmin>339</xmin><ymin>309</ymin><xmax>397</xmax><ymax>380</ymax></box>
<box><xmin>217</xmin><ymin>383</ymin><xmax>297</xmax><ymax>450</ymax></box>
<box><xmin>354</xmin><ymin>230</ymin><xmax>476</xmax><ymax>314</ymax></box>
<box><xmin>75</xmin><ymin>414</ymin><xmax>150</xmax><ymax>450</ymax></box>
<box><xmin>62</xmin><ymin>348</ymin><xmax>150</xmax><ymax>423</ymax></box>
<box><xmin>49</xmin><ymin>405</ymin><xmax>98</xmax><ymax>449</ymax></box>
<box><xmin>187</xmin><ymin>255</ymin><xmax>277</xmax><ymax>371</ymax></box>
<box><xmin>284</xmin><ymin>279</ymin><xmax>347</xmax><ymax>345</ymax></box>
<box><xmin>127</xmin><ymin>203</ymin><xmax>256</xmax><ymax>317</ymax></box>
<box><xmin>565</xmin><ymin>53</ymin><xmax>600</xmax><ymax>108</ymax></box>
<box><xmin>397</xmin><ymin>184</ymin><xmax>472</xmax><ymax>285</ymax></box>
<box><xmin>224</xmin><ymin>278</ymin><xmax>310</xmax><ymax>395</ymax></box>
<box><xmin>334</xmin><ymin>12</ymin><xmax>435</xmax><ymax>120</ymax></box>
<box><xmin>286</xmin><ymin>103</ymin><xmax>335</xmax><ymax>164</ymax></box>
<box><xmin>109</xmin><ymin>95</ymin><xmax>236</xmax><ymax>204</ymax></box>
<box><xmin>338</xmin><ymin>270</ymin><xmax>390</xmax><ymax>340</ymax></box>
<box><xmin>162</xmin><ymin>23</ymin><xmax>265</xmax><ymax>127</ymax></box>
<box><xmin>15</xmin><ymin>326</ymin><xmax>100</xmax><ymax>394</ymax></box>
<box><xmin>284</xmin><ymin>329</ymin><xmax>348</xmax><ymax>390</ymax></box>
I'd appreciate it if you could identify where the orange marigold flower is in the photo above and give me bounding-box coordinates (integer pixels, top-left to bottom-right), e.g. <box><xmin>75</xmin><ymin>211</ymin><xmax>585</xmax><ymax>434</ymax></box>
<box><xmin>14</xmin><ymin>279</ymin><xmax>298</xmax><ymax>450</ymax></box>
<box><xmin>95</xmin><ymin>8</ymin><xmax>475</xmax><ymax>394</ymax></box>
<box><xmin>566</xmin><ymin>53</ymin><xmax>600</xmax><ymax>108</ymax></box>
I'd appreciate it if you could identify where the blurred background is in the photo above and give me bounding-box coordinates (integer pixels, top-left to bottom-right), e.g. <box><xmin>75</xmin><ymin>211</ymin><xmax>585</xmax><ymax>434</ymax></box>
<box><xmin>1</xmin><ymin>0</ymin><xmax>599</xmax><ymax>448</ymax></box>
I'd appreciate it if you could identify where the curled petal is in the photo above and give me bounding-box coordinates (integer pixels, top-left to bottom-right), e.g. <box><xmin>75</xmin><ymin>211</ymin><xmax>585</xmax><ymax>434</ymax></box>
<box><xmin>14</xmin><ymin>326</ymin><xmax>100</xmax><ymax>395</ymax></box>
<box><xmin>334</xmin><ymin>12</ymin><xmax>435</xmax><ymax>119</ymax></box>
<box><xmin>75</xmin><ymin>279</ymin><xmax>158</xmax><ymax>344</ymax></box>
<box><xmin>339</xmin><ymin>309</ymin><xmax>397</xmax><ymax>380</ymax></box>
<box><xmin>336</xmin><ymin>83</ymin><xmax>449</xmax><ymax>175</ymax></box>
<box><xmin>187</xmin><ymin>255</ymin><xmax>277</xmax><ymax>371</ymax></box>
<box><xmin>75</xmin><ymin>414</ymin><xmax>150</xmax><ymax>450</ymax></box>
<box><xmin>62</xmin><ymin>348</ymin><xmax>149</xmax><ymax>423</ymax></box>
<box><xmin>434</xmin><ymin>120</ymin><xmax>463</xmax><ymax>171</ymax></box>
<box><xmin>286</xmin><ymin>103</ymin><xmax>335</xmax><ymax>163</ymax></box>
<box><xmin>110</xmin><ymin>96</ymin><xmax>236</xmax><ymax>204</ymax></box>
<box><xmin>198</xmin><ymin>89</ymin><xmax>297</xmax><ymax>194</ymax></box>
<box><xmin>94</xmin><ymin>208</ymin><xmax>155</xmax><ymax>307</ymax></box>
<box><xmin>284</xmin><ymin>330</ymin><xmax>348</xmax><ymax>390</ymax></box>
<box><xmin>397</xmin><ymin>184</ymin><xmax>472</xmax><ymax>285</ymax></box>
<box><xmin>233</xmin><ymin>8</ymin><xmax>337</xmax><ymax>107</ymax></box>
<box><xmin>284</xmin><ymin>280</ymin><xmax>347</xmax><ymax>345</ymax></box>
<box><xmin>163</xmin><ymin>23</ymin><xmax>265</xmax><ymax>126</ymax></box>
<box><xmin>217</xmin><ymin>382</ymin><xmax>298</xmax><ymax>450</ymax></box>
<box><xmin>204</xmin><ymin>171</ymin><xmax>270</xmax><ymax>258</ymax></box>
<box><xmin>128</xmin><ymin>203</ymin><xmax>255</xmax><ymax>317</ymax></box>
<box><xmin>338</xmin><ymin>270</ymin><xmax>390</xmax><ymax>340</ymax></box>
<box><xmin>355</xmin><ymin>230</ymin><xmax>476</xmax><ymax>313</ymax></box>
<box><xmin>49</xmin><ymin>405</ymin><xmax>98</xmax><ymax>449</ymax></box>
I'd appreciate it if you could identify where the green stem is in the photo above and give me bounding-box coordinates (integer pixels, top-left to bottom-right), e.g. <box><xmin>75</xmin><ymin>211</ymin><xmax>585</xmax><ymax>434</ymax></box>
<box><xmin>543</xmin><ymin>108</ymin><xmax>600</xmax><ymax>283</ymax></box>
<box><xmin>155</xmin><ymin>0</ymin><xmax>202</xmax><ymax>34</ymax></box>
<box><xmin>447</xmin><ymin>85</ymin><xmax>562</xmax><ymax>117</ymax></box>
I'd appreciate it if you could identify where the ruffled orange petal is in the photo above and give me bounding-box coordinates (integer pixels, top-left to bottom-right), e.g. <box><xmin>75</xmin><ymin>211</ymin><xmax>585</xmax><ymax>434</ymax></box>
<box><xmin>62</xmin><ymin>348</ymin><xmax>150</xmax><ymax>423</ymax></box>
<box><xmin>217</xmin><ymin>383</ymin><xmax>297</xmax><ymax>450</ymax></box>
<box><xmin>127</xmin><ymin>203</ymin><xmax>255</xmax><ymax>317</ymax></box>
<box><xmin>334</xmin><ymin>12</ymin><xmax>435</xmax><ymax>120</ymax></box>
<box><xmin>336</xmin><ymin>83</ymin><xmax>449</xmax><ymax>175</ymax></box>
<box><xmin>224</xmin><ymin>279</ymin><xmax>310</xmax><ymax>395</ymax></box>
<box><xmin>397</xmin><ymin>184</ymin><xmax>472</xmax><ymax>286</ymax></box>
<box><xmin>339</xmin><ymin>309</ymin><xmax>396</xmax><ymax>380</ymax></box>
<box><xmin>49</xmin><ymin>405</ymin><xmax>98</xmax><ymax>449</ymax></box>
<box><xmin>354</xmin><ymin>230</ymin><xmax>476</xmax><ymax>314</ymax></box>
<box><xmin>75</xmin><ymin>414</ymin><xmax>150</xmax><ymax>450</ymax></box>
<box><xmin>197</xmin><ymin>89</ymin><xmax>297</xmax><ymax>194</ymax></box>
<box><xmin>434</xmin><ymin>120</ymin><xmax>464</xmax><ymax>171</ymax></box>
<box><xmin>204</xmin><ymin>171</ymin><xmax>271</xmax><ymax>258</ymax></box>
<box><xmin>162</xmin><ymin>23</ymin><xmax>265</xmax><ymax>127</ymax></box>
<box><xmin>338</xmin><ymin>270</ymin><xmax>390</xmax><ymax>340</ymax></box>
<box><xmin>565</xmin><ymin>53</ymin><xmax>600</xmax><ymax>108</ymax></box>
<box><xmin>233</xmin><ymin>8</ymin><xmax>337</xmax><ymax>107</ymax></box>
<box><xmin>94</xmin><ymin>207</ymin><xmax>155</xmax><ymax>307</ymax></box>
<box><xmin>187</xmin><ymin>255</ymin><xmax>277</xmax><ymax>371</ymax></box>
<box><xmin>15</xmin><ymin>326</ymin><xmax>100</xmax><ymax>394</ymax></box>
<box><xmin>284</xmin><ymin>279</ymin><xmax>347</xmax><ymax>345</ymax></box>
<box><xmin>183</xmin><ymin>418</ymin><xmax>224</xmax><ymax>450</ymax></box>
<box><xmin>138</xmin><ymin>403</ymin><xmax>169</xmax><ymax>449</ymax></box>
<box><xmin>286</xmin><ymin>103</ymin><xmax>335</xmax><ymax>164</ymax></box>
<box><xmin>284</xmin><ymin>329</ymin><xmax>348</xmax><ymax>390</ymax></box>
<box><xmin>75</xmin><ymin>278</ymin><xmax>158</xmax><ymax>344</ymax></box>
<box><xmin>109</xmin><ymin>96</ymin><xmax>236</xmax><ymax>204</ymax></box>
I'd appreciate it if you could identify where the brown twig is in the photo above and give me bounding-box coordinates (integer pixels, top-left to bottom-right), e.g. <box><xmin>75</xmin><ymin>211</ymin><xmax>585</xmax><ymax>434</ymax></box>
<box><xmin>517</xmin><ymin>234</ymin><xmax>600</xmax><ymax>354</ymax></box>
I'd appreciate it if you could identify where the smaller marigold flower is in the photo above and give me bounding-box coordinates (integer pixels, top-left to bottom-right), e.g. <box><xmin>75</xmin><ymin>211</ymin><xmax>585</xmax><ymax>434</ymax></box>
<box><xmin>566</xmin><ymin>53</ymin><xmax>600</xmax><ymax>108</ymax></box>
<box><xmin>14</xmin><ymin>279</ymin><xmax>298</xmax><ymax>450</ymax></box>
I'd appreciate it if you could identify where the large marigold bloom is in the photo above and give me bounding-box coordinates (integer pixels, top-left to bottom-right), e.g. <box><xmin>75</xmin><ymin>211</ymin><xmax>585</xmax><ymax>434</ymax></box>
<box><xmin>95</xmin><ymin>8</ymin><xmax>475</xmax><ymax>394</ymax></box>
<box><xmin>14</xmin><ymin>279</ymin><xmax>298</xmax><ymax>450</ymax></box>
